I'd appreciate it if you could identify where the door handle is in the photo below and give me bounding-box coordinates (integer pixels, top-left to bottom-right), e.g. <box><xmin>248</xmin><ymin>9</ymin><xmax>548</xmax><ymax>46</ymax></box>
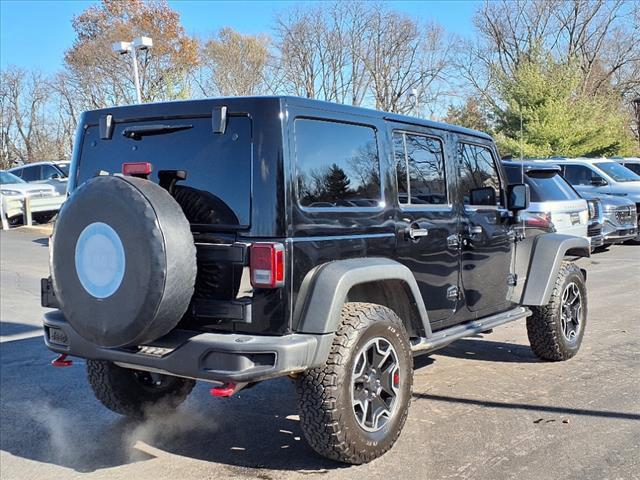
<box><xmin>409</xmin><ymin>227</ymin><xmax>429</xmax><ymax>239</ymax></box>
<box><xmin>468</xmin><ymin>225</ymin><xmax>483</xmax><ymax>235</ymax></box>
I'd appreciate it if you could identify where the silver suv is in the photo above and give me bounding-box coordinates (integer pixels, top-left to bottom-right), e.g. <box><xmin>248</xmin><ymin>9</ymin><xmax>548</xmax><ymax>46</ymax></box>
<box><xmin>8</xmin><ymin>161</ymin><xmax>70</xmax><ymax>195</ymax></box>
<box><xmin>502</xmin><ymin>161</ymin><xmax>589</xmax><ymax>242</ymax></box>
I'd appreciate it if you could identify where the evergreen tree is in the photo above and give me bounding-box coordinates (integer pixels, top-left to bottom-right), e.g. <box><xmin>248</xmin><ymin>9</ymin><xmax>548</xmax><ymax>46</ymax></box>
<box><xmin>493</xmin><ymin>59</ymin><xmax>638</xmax><ymax>158</ymax></box>
<box><xmin>325</xmin><ymin>164</ymin><xmax>352</xmax><ymax>201</ymax></box>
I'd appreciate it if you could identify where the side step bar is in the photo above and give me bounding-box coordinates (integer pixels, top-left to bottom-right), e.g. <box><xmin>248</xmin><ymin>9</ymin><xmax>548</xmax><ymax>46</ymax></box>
<box><xmin>411</xmin><ymin>306</ymin><xmax>531</xmax><ymax>355</ymax></box>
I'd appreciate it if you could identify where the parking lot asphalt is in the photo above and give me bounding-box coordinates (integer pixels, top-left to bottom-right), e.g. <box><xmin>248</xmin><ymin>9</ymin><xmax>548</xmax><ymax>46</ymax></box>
<box><xmin>1</xmin><ymin>228</ymin><xmax>639</xmax><ymax>480</ymax></box>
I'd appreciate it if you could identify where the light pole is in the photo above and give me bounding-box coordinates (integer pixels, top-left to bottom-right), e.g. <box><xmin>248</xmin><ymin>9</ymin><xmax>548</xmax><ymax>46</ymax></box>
<box><xmin>112</xmin><ymin>36</ymin><xmax>153</xmax><ymax>104</ymax></box>
<box><xmin>408</xmin><ymin>88</ymin><xmax>419</xmax><ymax>117</ymax></box>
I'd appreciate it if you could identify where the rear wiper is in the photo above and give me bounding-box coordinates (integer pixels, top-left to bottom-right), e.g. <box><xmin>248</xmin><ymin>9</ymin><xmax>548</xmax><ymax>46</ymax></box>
<box><xmin>122</xmin><ymin>124</ymin><xmax>193</xmax><ymax>140</ymax></box>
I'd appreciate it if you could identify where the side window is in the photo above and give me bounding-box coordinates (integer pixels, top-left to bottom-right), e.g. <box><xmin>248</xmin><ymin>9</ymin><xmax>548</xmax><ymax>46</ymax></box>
<box><xmin>295</xmin><ymin>119</ymin><xmax>381</xmax><ymax>208</ymax></box>
<box><xmin>458</xmin><ymin>143</ymin><xmax>501</xmax><ymax>206</ymax></box>
<box><xmin>562</xmin><ymin>165</ymin><xmax>599</xmax><ymax>186</ymax></box>
<box><xmin>394</xmin><ymin>131</ymin><xmax>447</xmax><ymax>205</ymax></box>
<box><xmin>20</xmin><ymin>166</ymin><xmax>41</xmax><ymax>182</ymax></box>
<box><xmin>10</xmin><ymin>168</ymin><xmax>24</xmax><ymax>178</ymax></box>
<box><xmin>41</xmin><ymin>164</ymin><xmax>60</xmax><ymax>179</ymax></box>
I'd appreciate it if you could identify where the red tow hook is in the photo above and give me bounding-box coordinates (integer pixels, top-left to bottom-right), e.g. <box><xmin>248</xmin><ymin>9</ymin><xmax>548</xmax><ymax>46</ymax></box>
<box><xmin>51</xmin><ymin>354</ymin><xmax>73</xmax><ymax>367</ymax></box>
<box><xmin>209</xmin><ymin>383</ymin><xmax>237</xmax><ymax>397</ymax></box>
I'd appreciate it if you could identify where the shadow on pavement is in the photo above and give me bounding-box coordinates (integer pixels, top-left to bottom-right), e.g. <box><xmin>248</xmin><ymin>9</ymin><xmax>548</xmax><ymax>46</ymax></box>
<box><xmin>412</xmin><ymin>392</ymin><xmax>640</xmax><ymax>421</ymax></box>
<box><xmin>0</xmin><ymin>336</ymin><xmax>344</xmax><ymax>473</ymax></box>
<box><xmin>0</xmin><ymin>321</ymin><xmax>42</xmax><ymax>337</ymax></box>
<box><xmin>437</xmin><ymin>337</ymin><xmax>540</xmax><ymax>363</ymax></box>
<box><xmin>31</xmin><ymin>237</ymin><xmax>49</xmax><ymax>247</ymax></box>
<box><xmin>2</xmin><ymin>329</ymin><xmax>594</xmax><ymax>473</ymax></box>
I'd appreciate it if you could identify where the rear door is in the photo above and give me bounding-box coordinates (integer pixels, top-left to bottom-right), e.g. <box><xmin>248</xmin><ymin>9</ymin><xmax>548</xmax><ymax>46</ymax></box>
<box><xmin>454</xmin><ymin>137</ymin><xmax>516</xmax><ymax>321</ymax></box>
<box><xmin>391</xmin><ymin>125</ymin><xmax>460</xmax><ymax>328</ymax></box>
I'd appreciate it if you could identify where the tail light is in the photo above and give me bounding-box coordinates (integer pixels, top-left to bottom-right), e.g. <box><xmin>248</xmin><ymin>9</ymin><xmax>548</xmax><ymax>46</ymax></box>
<box><xmin>122</xmin><ymin>162</ymin><xmax>152</xmax><ymax>177</ymax></box>
<box><xmin>520</xmin><ymin>211</ymin><xmax>553</xmax><ymax>230</ymax></box>
<box><xmin>250</xmin><ymin>243</ymin><xmax>285</xmax><ymax>288</ymax></box>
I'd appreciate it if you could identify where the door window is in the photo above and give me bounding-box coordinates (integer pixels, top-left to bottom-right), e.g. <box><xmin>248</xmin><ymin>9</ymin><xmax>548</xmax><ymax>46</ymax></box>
<box><xmin>458</xmin><ymin>143</ymin><xmax>501</xmax><ymax>206</ymax></box>
<box><xmin>562</xmin><ymin>164</ymin><xmax>601</xmax><ymax>185</ymax></box>
<box><xmin>20</xmin><ymin>166</ymin><xmax>41</xmax><ymax>181</ymax></box>
<box><xmin>41</xmin><ymin>164</ymin><xmax>60</xmax><ymax>179</ymax></box>
<box><xmin>393</xmin><ymin>132</ymin><xmax>447</xmax><ymax>205</ymax></box>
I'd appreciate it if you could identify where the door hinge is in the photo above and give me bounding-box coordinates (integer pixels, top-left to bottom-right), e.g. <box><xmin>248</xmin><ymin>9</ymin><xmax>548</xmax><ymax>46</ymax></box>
<box><xmin>507</xmin><ymin>273</ymin><xmax>518</xmax><ymax>286</ymax></box>
<box><xmin>447</xmin><ymin>285</ymin><xmax>459</xmax><ymax>301</ymax></box>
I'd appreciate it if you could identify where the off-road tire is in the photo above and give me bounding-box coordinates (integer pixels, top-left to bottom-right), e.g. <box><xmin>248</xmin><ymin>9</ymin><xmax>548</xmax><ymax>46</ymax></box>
<box><xmin>527</xmin><ymin>262</ymin><xmax>587</xmax><ymax>361</ymax></box>
<box><xmin>296</xmin><ymin>302</ymin><xmax>413</xmax><ymax>464</ymax></box>
<box><xmin>87</xmin><ymin>360</ymin><xmax>195</xmax><ymax>418</ymax></box>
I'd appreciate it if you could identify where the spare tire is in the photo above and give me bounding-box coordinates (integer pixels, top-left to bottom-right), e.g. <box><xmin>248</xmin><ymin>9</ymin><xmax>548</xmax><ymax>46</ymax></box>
<box><xmin>51</xmin><ymin>175</ymin><xmax>196</xmax><ymax>348</ymax></box>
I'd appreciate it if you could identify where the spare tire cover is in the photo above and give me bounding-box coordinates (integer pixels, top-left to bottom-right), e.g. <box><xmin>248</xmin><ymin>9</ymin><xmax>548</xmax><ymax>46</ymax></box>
<box><xmin>51</xmin><ymin>175</ymin><xmax>196</xmax><ymax>348</ymax></box>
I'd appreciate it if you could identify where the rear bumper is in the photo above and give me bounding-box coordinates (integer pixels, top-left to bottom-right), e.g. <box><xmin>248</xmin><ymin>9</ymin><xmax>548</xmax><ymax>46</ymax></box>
<box><xmin>43</xmin><ymin>310</ymin><xmax>331</xmax><ymax>383</ymax></box>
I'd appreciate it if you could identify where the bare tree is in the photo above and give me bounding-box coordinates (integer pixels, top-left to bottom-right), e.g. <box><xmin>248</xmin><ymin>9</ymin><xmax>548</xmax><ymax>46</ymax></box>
<box><xmin>0</xmin><ymin>67</ymin><xmax>61</xmax><ymax>168</ymax></box>
<box><xmin>64</xmin><ymin>0</ymin><xmax>198</xmax><ymax>108</ymax></box>
<box><xmin>471</xmin><ymin>0</ymin><xmax>640</xmax><ymax>98</ymax></box>
<box><xmin>199</xmin><ymin>28</ymin><xmax>270</xmax><ymax>97</ymax></box>
<box><xmin>273</xmin><ymin>2</ymin><xmax>452</xmax><ymax>114</ymax></box>
<box><xmin>363</xmin><ymin>8</ymin><xmax>452</xmax><ymax>114</ymax></box>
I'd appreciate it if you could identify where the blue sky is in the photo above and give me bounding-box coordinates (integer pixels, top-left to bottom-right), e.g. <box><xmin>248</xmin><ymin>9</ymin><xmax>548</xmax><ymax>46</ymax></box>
<box><xmin>1</xmin><ymin>0</ymin><xmax>480</xmax><ymax>72</ymax></box>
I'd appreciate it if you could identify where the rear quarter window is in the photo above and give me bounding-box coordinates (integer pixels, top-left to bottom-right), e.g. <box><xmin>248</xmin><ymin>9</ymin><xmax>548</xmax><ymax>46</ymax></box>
<box><xmin>294</xmin><ymin>118</ymin><xmax>381</xmax><ymax>208</ymax></box>
<box><xmin>526</xmin><ymin>171</ymin><xmax>580</xmax><ymax>202</ymax></box>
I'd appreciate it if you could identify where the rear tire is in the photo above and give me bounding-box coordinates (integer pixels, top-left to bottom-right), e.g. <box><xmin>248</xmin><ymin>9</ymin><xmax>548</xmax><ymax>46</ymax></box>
<box><xmin>86</xmin><ymin>360</ymin><xmax>195</xmax><ymax>418</ymax></box>
<box><xmin>296</xmin><ymin>302</ymin><xmax>413</xmax><ymax>464</ymax></box>
<box><xmin>527</xmin><ymin>262</ymin><xmax>587</xmax><ymax>361</ymax></box>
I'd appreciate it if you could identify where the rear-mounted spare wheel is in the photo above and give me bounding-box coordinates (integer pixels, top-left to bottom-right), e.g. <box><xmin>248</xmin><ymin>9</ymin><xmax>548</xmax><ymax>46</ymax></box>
<box><xmin>51</xmin><ymin>175</ymin><xmax>196</xmax><ymax>348</ymax></box>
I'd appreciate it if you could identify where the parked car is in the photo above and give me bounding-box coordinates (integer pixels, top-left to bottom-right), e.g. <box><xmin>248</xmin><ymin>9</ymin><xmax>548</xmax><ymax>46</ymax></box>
<box><xmin>1</xmin><ymin>170</ymin><xmax>63</xmax><ymax>225</ymax></box>
<box><xmin>502</xmin><ymin>161</ymin><xmax>591</xmax><ymax>245</ymax></box>
<box><xmin>535</xmin><ymin>157</ymin><xmax>640</xmax><ymax>239</ymax></box>
<box><xmin>8</xmin><ymin>160</ymin><xmax>70</xmax><ymax>195</ymax></box>
<box><xmin>612</xmin><ymin>157</ymin><xmax>640</xmax><ymax>176</ymax></box>
<box><xmin>42</xmin><ymin>97</ymin><xmax>590</xmax><ymax>464</ymax></box>
<box><xmin>578</xmin><ymin>191</ymin><xmax>636</xmax><ymax>245</ymax></box>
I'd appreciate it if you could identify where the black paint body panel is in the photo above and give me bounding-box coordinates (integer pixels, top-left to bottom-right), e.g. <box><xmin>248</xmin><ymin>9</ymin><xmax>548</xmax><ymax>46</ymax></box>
<box><xmin>69</xmin><ymin>96</ymin><xmax>538</xmax><ymax>337</ymax></box>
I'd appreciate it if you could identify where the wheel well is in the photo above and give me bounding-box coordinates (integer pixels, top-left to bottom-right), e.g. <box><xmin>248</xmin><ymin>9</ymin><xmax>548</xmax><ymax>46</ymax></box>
<box><xmin>345</xmin><ymin>280</ymin><xmax>425</xmax><ymax>338</ymax></box>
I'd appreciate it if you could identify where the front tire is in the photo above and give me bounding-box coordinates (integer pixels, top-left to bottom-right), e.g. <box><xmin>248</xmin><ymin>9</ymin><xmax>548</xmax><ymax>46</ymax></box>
<box><xmin>527</xmin><ymin>262</ymin><xmax>587</xmax><ymax>361</ymax></box>
<box><xmin>87</xmin><ymin>360</ymin><xmax>195</xmax><ymax>418</ymax></box>
<box><xmin>296</xmin><ymin>302</ymin><xmax>413</xmax><ymax>464</ymax></box>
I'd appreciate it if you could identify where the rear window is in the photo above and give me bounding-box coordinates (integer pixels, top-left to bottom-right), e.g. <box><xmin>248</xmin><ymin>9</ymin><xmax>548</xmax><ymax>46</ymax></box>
<box><xmin>622</xmin><ymin>162</ymin><xmax>640</xmax><ymax>175</ymax></box>
<box><xmin>295</xmin><ymin>118</ymin><xmax>381</xmax><ymax>208</ymax></box>
<box><xmin>507</xmin><ymin>167</ymin><xmax>580</xmax><ymax>202</ymax></box>
<box><xmin>77</xmin><ymin>116</ymin><xmax>252</xmax><ymax>228</ymax></box>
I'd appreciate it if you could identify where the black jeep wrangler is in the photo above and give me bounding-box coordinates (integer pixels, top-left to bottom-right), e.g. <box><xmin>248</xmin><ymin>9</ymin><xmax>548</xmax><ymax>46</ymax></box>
<box><xmin>42</xmin><ymin>97</ymin><xmax>590</xmax><ymax>464</ymax></box>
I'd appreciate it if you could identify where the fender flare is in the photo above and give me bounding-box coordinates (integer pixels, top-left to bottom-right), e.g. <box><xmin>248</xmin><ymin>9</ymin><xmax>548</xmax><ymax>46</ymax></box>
<box><xmin>293</xmin><ymin>257</ymin><xmax>431</xmax><ymax>336</ymax></box>
<box><xmin>521</xmin><ymin>233</ymin><xmax>590</xmax><ymax>306</ymax></box>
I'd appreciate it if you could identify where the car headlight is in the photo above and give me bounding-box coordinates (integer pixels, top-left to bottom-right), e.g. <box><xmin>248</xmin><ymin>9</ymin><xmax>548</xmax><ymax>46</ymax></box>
<box><xmin>0</xmin><ymin>189</ymin><xmax>23</xmax><ymax>197</ymax></box>
<box><xmin>587</xmin><ymin>200</ymin><xmax>596</xmax><ymax>220</ymax></box>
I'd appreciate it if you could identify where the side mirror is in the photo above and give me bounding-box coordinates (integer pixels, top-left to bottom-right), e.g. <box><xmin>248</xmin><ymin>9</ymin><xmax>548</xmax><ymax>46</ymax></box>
<box><xmin>50</xmin><ymin>173</ymin><xmax>61</xmax><ymax>180</ymax></box>
<box><xmin>469</xmin><ymin>186</ymin><xmax>496</xmax><ymax>206</ymax></box>
<box><xmin>590</xmin><ymin>177</ymin><xmax>607</xmax><ymax>186</ymax></box>
<box><xmin>507</xmin><ymin>183</ymin><xmax>530</xmax><ymax>212</ymax></box>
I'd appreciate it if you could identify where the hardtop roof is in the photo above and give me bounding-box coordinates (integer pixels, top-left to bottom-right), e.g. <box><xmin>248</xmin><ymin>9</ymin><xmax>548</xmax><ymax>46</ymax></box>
<box><xmin>81</xmin><ymin>95</ymin><xmax>493</xmax><ymax>141</ymax></box>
